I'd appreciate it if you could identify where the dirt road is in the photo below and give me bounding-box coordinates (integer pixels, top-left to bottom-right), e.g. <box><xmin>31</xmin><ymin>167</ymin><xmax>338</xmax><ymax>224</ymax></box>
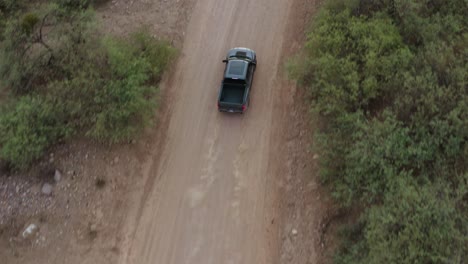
<box><xmin>119</xmin><ymin>0</ymin><xmax>296</xmax><ymax>263</ymax></box>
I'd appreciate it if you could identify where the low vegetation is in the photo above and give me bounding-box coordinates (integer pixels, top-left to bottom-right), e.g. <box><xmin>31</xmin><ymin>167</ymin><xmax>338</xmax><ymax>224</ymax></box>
<box><xmin>0</xmin><ymin>0</ymin><xmax>177</xmax><ymax>169</ymax></box>
<box><xmin>290</xmin><ymin>0</ymin><xmax>467</xmax><ymax>262</ymax></box>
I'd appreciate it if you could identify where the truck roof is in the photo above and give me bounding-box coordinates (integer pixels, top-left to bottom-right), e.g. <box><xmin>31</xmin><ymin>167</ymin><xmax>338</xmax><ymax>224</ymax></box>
<box><xmin>224</xmin><ymin>60</ymin><xmax>248</xmax><ymax>80</ymax></box>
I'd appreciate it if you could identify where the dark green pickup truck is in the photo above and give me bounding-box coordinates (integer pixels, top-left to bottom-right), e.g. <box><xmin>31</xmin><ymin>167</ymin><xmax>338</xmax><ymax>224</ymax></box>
<box><xmin>217</xmin><ymin>47</ymin><xmax>257</xmax><ymax>114</ymax></box>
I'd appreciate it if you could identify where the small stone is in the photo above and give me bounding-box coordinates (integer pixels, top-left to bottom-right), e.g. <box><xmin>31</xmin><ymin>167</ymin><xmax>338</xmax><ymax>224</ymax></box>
<box><xmin>313</xmin><ymin>154</ymin><xmax>319</xmax><ymax>160</ymax></box>
<box><xmin>54</xmin><ymin>170</ymin><xmax>62</xmax><ymax>182</ymax></box>
<box><xmin>114</xmin><ymin>157</ymin><xmax>119</xmax><ymax>163</ymax></box>
<box><xmin>41</xmin><ymin>183</ymin><xmax>53</xmax><ymax>195</ymax></box>
<box><xmin>131</xmin><ymin>139</ymin><xmax>137</xmax><ymax>144</ymax></box>
<box><xmin>22</xmin><ymin>224</ymin><xmax>39</xmax><ymax>239</ymax></box>
<box><xmin>291</xmin><ymin>229</ymin><xmax>298</xmax><ymax>236</ymax></box>
<box><xmin>90</xmin><ymin>224</ymin><xmax>98</xmax><ymax>232</ymax></box>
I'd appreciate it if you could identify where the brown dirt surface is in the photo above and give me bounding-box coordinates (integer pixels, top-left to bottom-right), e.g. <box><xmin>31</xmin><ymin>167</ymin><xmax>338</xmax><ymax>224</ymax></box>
<box><xmin>276</xmin><ymin>2</ymin><xmax>339</xmax><ymax>264</ymax></box>
<box><xmin>97</xmin><ymin>0</ymin><xmax>195</xmax><ymax>48</ymax></box>
<box><xmin>0</xmin><ymin>0</ymin><xmax>332</xmax><ymax>263</ymax></box>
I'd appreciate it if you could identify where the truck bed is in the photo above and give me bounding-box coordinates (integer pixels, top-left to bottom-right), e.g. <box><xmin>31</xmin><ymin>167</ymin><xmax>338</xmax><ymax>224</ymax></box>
<box><xmin>219</xmin><ymin>83</ymin><xmax>245</xmax><ymax>105</ymax></box>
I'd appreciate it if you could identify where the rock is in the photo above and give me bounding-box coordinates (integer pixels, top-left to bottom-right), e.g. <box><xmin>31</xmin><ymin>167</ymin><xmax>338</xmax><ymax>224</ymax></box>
<box><xmin>54</xmin><ymin>169</ymin><xmax>62</xmax><ymax>182</ymax></box>
<box><xmin>90</xmin><ymin>223</ymin><xmax>98</xmax><ymax>232</ymax></box>
<box><xmin>22</xmin><ymin>224</ymin><xmax>39</xmax><ymax>239</ymax></box>
<box><xmin>114</xmin><ymin>157</ymin><xmax>119</xmax><ymax>163</ymax></box>
<box><xmin>41</xmin><ymin>183</ymin><xmax>53</xmax><ymax>195</ymax></box>
<box><xmin>313</xmin><ymin>154</ymin><xmax>319</xmax><ymax>160</ymax></box>
<box><xmin>291</xmin><ymin>228</ymin><xmax>298</xmax><ymax>236</ymax></box>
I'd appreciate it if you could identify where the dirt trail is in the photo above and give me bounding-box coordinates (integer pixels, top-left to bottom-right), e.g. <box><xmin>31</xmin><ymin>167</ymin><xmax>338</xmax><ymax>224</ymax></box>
<box><xmin>119</xmin><ymin>0</ymin><xmax>297</xmax><ymax>263</ymax></box>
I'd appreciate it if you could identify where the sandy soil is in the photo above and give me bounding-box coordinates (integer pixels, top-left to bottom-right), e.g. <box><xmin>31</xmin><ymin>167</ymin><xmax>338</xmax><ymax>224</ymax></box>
<box><xmin>1</xmin><ymin>0</ymin><xmax>331</xmax><ymax>263</ymax></box>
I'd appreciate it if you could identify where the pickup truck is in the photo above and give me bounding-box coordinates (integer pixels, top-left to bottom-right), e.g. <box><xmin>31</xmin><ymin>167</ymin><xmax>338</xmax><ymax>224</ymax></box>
<box><xmin>217</xmin><ymin>47</ymin><xmax>257</xmax><ymax>113</ymax></box>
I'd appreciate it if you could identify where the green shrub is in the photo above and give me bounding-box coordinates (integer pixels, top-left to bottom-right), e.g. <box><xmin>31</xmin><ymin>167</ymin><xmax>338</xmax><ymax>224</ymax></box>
<box><xmin>0</xmin><ymin>96</ymin><xmax>71</xmax><ymax>169</ymax></box>
<box><xmin>336</xmin><ymin>178</ymin><xmax>467</xmax><ymax>264</ymax></box>
<box><xmin>0</xmin><ymin>0</ymin><xmax>23</xmax><ymax>13</ymax></box>
<box><xmin>21</xmin><ymin>12</ymin><xmax>39</xmax><ymax>35</ymax></box>
<box><xmin>43</xmin><ymin>32</ymin><xmax>174</xmax><ymax>145</ymax></box>
<box><xmin>0</xmin><ymin>4</ymin><xmax>97</xmax><ymax>94</ymax></box>
<box><xmin>130</xmin><ymin>30</ymin><xmax>178</xmax><ymax>79</ymax></box>
<box><xmin>364</xmin><ymin>179</ymin><xmax>467</xmax><ymax>263</ymax></box>
<box><xmin>85</xmin><ymin>36</ymin><xmax>157</xmax><ymax>143</ymax></box>
<box><xmin>296</xmin><ymin>8</ymin><xmax>411</xmax><ymax>117</ymax></box>
<box><xmin>291</xmin><ymin>0</ymin><xmax>468</xmax><ymax>262</ymax></box>
<box><xmin>330</xmin><ymin>113</ymin><xmax>414</xmax><ymax>205</ymax></box>
<box><xmin>0</xmin><ymin>20</ymin><xmax>39</xmax><ymax>94</ymax></box>
<box><xmin>0</xmin><ymin>4</ymin><xmax>177</xmax><ymax>168</ymax></box>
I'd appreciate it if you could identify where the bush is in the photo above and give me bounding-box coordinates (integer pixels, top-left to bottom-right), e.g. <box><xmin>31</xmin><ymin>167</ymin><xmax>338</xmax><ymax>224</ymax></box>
<box><xmin>130</xmin><ymin>30</ymin><xmax>178</xmax><ymax>78</ymax></box>
<box><xmin>0</xmin><ymin>5</ymin><xmax>96</xmax><ymax>95</ymax></box>
<box><xmin>0</xmin><ymin>4</ymin><xmax>177</xmax><ymax>168</ymax></box>
<box><xmin>85</xmin><ymin>36</ymin><xmax>157</xmax><ymax>142</ymax></box>
<box><xmin>321</xmin><ymin>112</ymin><xmax>416</xmax><ymax>205</ymax></box>
<box><xmin>0</xmin><ymin>0</ymin><xmax>23</xmax><ymax>13</ymax></box>
<box><xmin>0</xmin><ymin>96</ymin><xmax>71</xmax><ymax>169</ymax></box>
<box><xmin>292</xmin><ymin>0</ymin><xmax>467</xmax><ymax>262</ymax></box>
<box><xmin>364</xmin><ymin>179</ymin><xmax>467</xmax><ymax>263</ymax></box>
<box><xmin>85</xmin><ymin>32</ymin><xmax>175</xmax><ymax>143</ymax></box>
<box><xmin>20</xmin><ymin>12</ymin><xmax>39</xmax><ymax>34</ymax></box>
<box><xmin>296</xmin><ymin>8</ymin><xmax>411</xmax><ymax>117</ymax></box>
<box><xmin>336</xmin><ymin>178</ymin><xmax>467</xmax><ymax>264</ymax></box>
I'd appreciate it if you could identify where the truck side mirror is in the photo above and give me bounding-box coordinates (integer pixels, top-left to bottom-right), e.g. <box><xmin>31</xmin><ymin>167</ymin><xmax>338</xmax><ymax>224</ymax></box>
<box><xmin>222</xmin><ymin>59</ymin><xmax>228</xmax><ymax>63</ymax></box>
